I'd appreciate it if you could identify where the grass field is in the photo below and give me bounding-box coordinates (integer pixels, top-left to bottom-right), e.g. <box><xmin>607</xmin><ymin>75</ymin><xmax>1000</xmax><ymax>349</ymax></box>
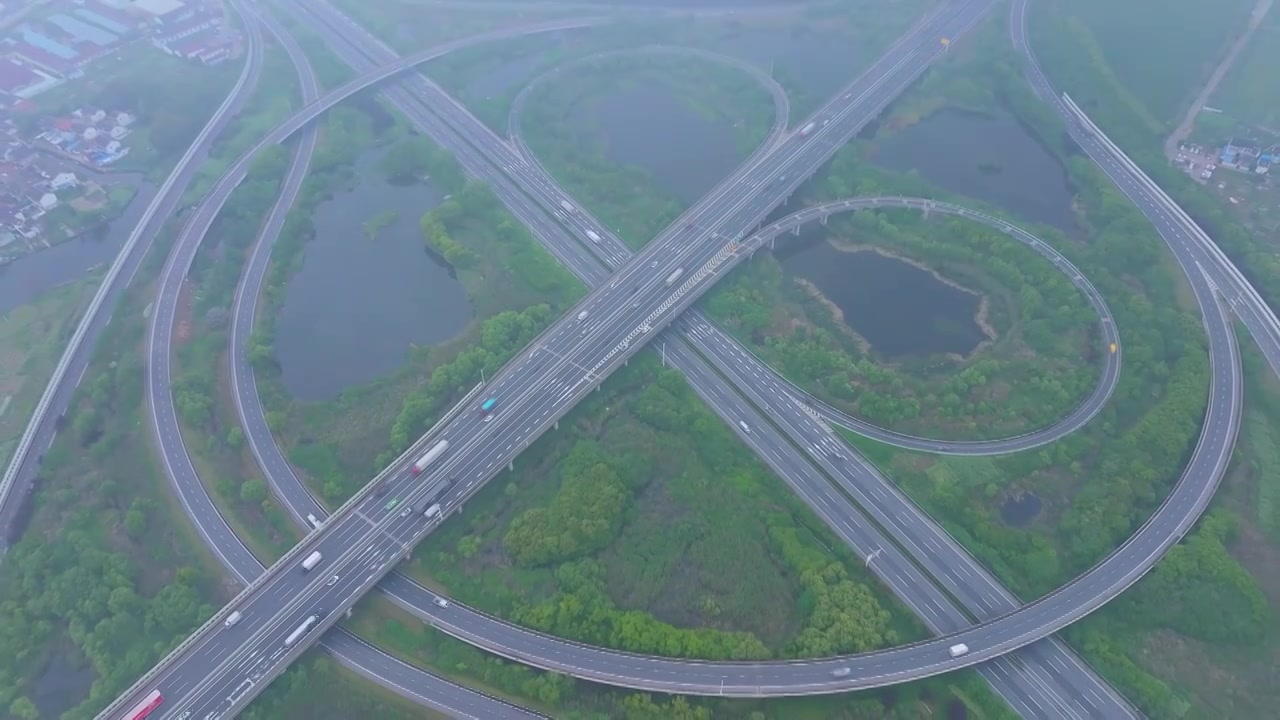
<box><xmin>1034</xmin><ymin>0</ymin><xmax>1257</xmax><ymax>126</ymax></box>
<box><xmin>1207</xmin><ymin>8</ymin><xmax>1280</xmax><ymax>134</ymax></box>
<box><xmin>0</xmin><ymin>277</ymin><xmax>95</xmax><ymax>472</ymax></box>
<box><xmin>408</xmin><ymin>355</ymin><xmax>914</xmax><ymax>655</ymax></box>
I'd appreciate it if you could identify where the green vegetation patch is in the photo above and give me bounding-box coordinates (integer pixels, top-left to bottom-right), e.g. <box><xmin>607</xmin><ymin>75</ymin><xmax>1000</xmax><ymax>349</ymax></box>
<box><xmin>0</xmin><ymin>279</ymin><xmax>94</xmax><ymax>469</ymax></box>
<box><xmin>414</xmin><ymin>355</ymin><xmax>911</xmax><ymax>659</ymax></box>
<box><xmin>20</xmin><ymin>41</ymin><xmax>242</xmax><ymax>180</ymax></box>
<box><xmin>705</xmin><ymin>198</ymin><xmax>1099</xmax><ymax>440</ymax></box>
<box><xmin>522</xmin><ymin>52</ymin><xmax>776</xmax><ymax>248</ymax></box>
<box><xmin>253</xmin><ymin>133</ymin><xmax>583</xmax><ymax>504</ymax></box>
<box><xmin>0</xmin><ymin>253</ymin><xmax>221</xmax><ymax>719</ymax></box>
<box><xmin>839</xmin><ymin>9</ymin><xmax>1279</xmax><ymax>719</ymax></box>
<box><xmin>1206</xmin><ymin>6</ymin><xmax>1280</xmax><ymax>134</ymax></box>
<box><xmin>1033</xmin><ymin>0</ymin><xmax>1257</xmax><ymax>126</ymax></box>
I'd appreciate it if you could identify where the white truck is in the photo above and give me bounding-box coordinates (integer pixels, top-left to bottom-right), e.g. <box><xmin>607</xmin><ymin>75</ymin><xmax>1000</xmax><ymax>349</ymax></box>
<box><xmin>424</xmin><ymin>503</ymin><xmax>442</xmax><ymax>519</ymax></box>
<box><xmin>559</xmin><ymin>200</ymin><xmax>575</xmax><ymax>213</ymax></box>
<box><xmin>577</xmin><ymin>310</ymin><xmax>588</xmax><ymax>322</ymax></box>
<box><xmin>948</xmin><ymin>643</ymin><xmax>969</xmax><ymax>658</ymax></box>
<box><xmin>301</xmin><ymin>550</ymin><xmax>323</xmax><ymax>573</ymax></box>
<box><xmin>223</xmin><ymin>610</ymin><xmax>243</xmax><ymax>628</ymax></box>
<box><xmin>585</xmin><ymin>230</ymin><xmax>601</xmax><ymax>243</ymax></box>
<box><xmin>284</xmin><ymin>614</ymin><xmax>320</xmax><ymax>647</ymax></box>
<box><xmin>412</xmin><ymin>440</ymin><xmax>449</xmax><ymax>475</ymax></box>
<box><xmin>799</xmin><ymin>121</ymin><xmax>817</xmax><ymax>136</ymax></box>
<box><xmin>664</xmin><ymin>267</ymin><xmax>685</xmax><ymax>286</ymax></box>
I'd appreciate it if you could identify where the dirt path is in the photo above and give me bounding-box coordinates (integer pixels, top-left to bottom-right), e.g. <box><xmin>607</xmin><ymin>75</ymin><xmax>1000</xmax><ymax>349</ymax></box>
<box><xmin>1165</xmin><ymin>0</ymin><xmax>1274</xmax><ymax>159</ymax></box>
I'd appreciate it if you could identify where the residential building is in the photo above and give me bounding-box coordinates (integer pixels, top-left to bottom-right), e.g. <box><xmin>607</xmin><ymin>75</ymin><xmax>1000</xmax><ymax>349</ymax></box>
<box><xmin>18</xmin><ymin>26</ymin><xmax>77</xmax><ymax>60</ymax></box>
<box><xmin>9</xmin><ymin>44</ymin><xmax>72</xmax><ymax>75</ymax></box>
<box><xmin>50</xmin><ymin>172</ymin><xmax>78</xmax><ymax>190</ymax></box>
<box><xmin>0</xmin><ymin>58</ymin><xmax>37</xmax><ymax>93</ymax></box>
<box><xmin>74</xmin><ymin>7</ymin><xmax>132</xmax><ymax>35</ymax></box>
<box><xmin>109</xmin><ymin>124</ymin><xmax>128</xmax><ymax>139</ymax></box>
<box><xmin>0</xmin><ymin>59</ymin><xmax>60</xmax><ymax>100</ymax></box>
<box><xmin>38</xmin><ymin>192</ymin><xmax>56</xmax><ymax>210</ymax></box>
<box><xmin>48</xmin><ymin>14</ymin><xmax>119</xmax><ymax>47</ymax></box>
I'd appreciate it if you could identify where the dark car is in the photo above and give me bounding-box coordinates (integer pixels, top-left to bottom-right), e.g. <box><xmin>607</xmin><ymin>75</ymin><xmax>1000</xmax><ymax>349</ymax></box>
<box><xmin>374</xmin><ymin>483</ymin><xmax>391</xmax><ymax>498</ymax></box>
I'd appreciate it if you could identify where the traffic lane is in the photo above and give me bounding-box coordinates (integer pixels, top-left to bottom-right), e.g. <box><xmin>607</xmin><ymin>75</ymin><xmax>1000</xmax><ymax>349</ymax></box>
<box><xmin>670</xmin><ymin>335</ymin><xmax>1100</xmax><ymax>712</ymax></box>
<box><xmin>129</xmin><ymin>12</ymin><xmax>737</xmax><ymax>712</ymax></box>
<box><xmin>302</xmin><ymin>0</ymin><xmax>1152</xmax><ymax>696</ymax></box>
<box><xmin>183</xmin><ymin>541</ymin><xmax>403</xmax><ymax>716</ymax></box>
<box><xmin>335</xmin><ymin>0</ymin><xmax>957</xmax><ymax>294</ymax></box>
<box><xmin>252</xmin><ymin>0</ymin><xmax>1090</xmax><ymax>681</ymax></box>
<box><xmin>304</xmin><ymin>9</ymin><xmax>936</xmax><ymax>409</ymax></box>
<box><xmin>323</xmin><ymin>632</ymin><xmax>548</xmax><ymax>720</ymax></box>
<box><xmin>694</xmin><ymin>330</ymin><xmax>1020</xmax><ymax>619</ymax></box>
<box><xmin>378</xmin><ymin>319</ymin><xmax>1239</xmax><ymax>696</ymax></box>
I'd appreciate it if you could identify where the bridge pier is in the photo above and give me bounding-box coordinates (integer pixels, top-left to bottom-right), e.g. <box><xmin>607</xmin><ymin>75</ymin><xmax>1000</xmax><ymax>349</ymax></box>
<box><xmin>791</xmin><ymin>225</ymin><xmax>800</xmax><ymax>235</ymax></box>
<box><xmin>554</xmin><ymin>420</ymin><xmax>559</xmax><ymax>430</ymax></box>
<box><xmin>819</xmin><ymin>214</ymin><xmax>828</xmax><ymax>226</ymax></box>
<box><xmin>508</xmin><ymin>460</ymin><xmax>514</xmax><ymax>472</ymax></box>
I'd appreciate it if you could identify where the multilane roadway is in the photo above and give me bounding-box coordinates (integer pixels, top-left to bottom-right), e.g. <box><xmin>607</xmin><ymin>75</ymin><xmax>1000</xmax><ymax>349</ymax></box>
<box><xmin>113</xmin><ymin>0</ymin><xmax>1263</xmax><ymax>715</ymax></box>
<box><xmin>287</xmin><ymin>0</ymin><xmax>1129</xmax><ymax>716</ymax></box>
<box><xmin>110</xmin><ymin>2</ymin><xmax>1146</xmax><ymax>712</ymax></box>
<box><xmin>222</xmin><ymin>2</ymin><xmax>1131</xmax><ymax>712</ymax></box>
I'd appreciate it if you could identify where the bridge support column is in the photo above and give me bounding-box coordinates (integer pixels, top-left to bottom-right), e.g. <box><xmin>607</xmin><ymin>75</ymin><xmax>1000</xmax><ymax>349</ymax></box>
<box><xmin>820</xmin><ymin>214</ymin><xmax>828</xmax><ymax>226</ymax></box>
<box><xmin>346</xmin><ymin>608</ymin><xmax>353</xmax><ymax>619</ymax></box>
<box><xmin>792</xmin><ymin>225</ymin><xmax>800</xmax><ymax>236</ymax></box>
<box><xmin>554</xmin><ymin>420</ymin><xmax>559</xmax><ymax>430</ymax></box>
<box><xmin>769</xmin><ymin>236</ymin><xmax>775</xmax><ymax>251</ymax></box>
<box><xmin>508</xmin><ymin>460</ymin><xmax>514</xmax><ymax>472</ymax></box>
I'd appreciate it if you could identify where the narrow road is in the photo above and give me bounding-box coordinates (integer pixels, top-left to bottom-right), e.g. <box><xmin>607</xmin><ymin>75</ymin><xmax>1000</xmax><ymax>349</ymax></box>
<box><xmin>1165</xmin><ymin>0</ymin><xmax>1273</xmax><ymax>159</ymax></box>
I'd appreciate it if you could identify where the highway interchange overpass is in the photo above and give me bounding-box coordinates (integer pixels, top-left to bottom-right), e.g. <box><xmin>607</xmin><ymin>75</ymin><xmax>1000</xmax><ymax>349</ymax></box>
<box><xmin>110</xmin><ymin>0</ymin><xmax>1141</xmax><ymax>712</ymax></box>
<box><xmin>22</xmin><ymin>0</ymin><xmax>1269</xmax><ymax>712</ymax></box>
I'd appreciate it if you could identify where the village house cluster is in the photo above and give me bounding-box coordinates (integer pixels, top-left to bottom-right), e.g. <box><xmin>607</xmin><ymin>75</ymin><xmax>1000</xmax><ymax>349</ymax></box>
<box><xmin>1176</xmin><ymin>139</ymin><xmax>1276</xmax><ymax>183</ymax></box>
<box><xmin>0</xmin><ymin>0</ymin><xmax>244</xmax><ymax>258</ymax></box>
<box><xmin>0</xmin><ymin>0</ymin><xmax>241</xmax><ymax>108</ymax></box>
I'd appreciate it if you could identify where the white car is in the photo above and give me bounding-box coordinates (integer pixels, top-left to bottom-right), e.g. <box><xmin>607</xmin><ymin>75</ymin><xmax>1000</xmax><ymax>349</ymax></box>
<box><xmin>433</xmin><ymin>596</ymin><xmax>449</xmax><ymax>609</ymax></box>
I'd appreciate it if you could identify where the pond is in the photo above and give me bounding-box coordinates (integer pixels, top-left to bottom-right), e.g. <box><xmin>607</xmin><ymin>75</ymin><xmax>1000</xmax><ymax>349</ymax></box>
<box><xmin>30</xmin><ymin>643</ymin><xmax>94</xmax><ymax>719</ymax></box>
<box><xmin>588</xmin><ymin>79</ymin><xmax>749</xmax><ymax>204</ymax></box>
<box><xmin>0</xmin><ymin>177</ymin><xmax>152</xmax><ymax>315</ymax></box>
<box><xmin>1000</xmin><ymin>491</ymin><xmax>1044</xmax><ymax>527</ymax></box>
<box><xmin>777</xmin><ymin>229</ymin><xmax>990</xmax><ymax>358</ymax></box>
<box><xmin>870</xmin><ymin>107</ymin><xmax>1078</xmax><ymax>233</ymax></box>
<box><xmin>273</xmin><ymin>150</ymin><xmax>471</xmax><ymax>402</ymax></box>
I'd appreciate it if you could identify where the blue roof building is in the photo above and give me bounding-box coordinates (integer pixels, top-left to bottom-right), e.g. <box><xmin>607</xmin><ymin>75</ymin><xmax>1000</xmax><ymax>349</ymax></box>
<box><xmin>74</xmin><ymin>8</ymin><xmax>130</xmax><ymax>36</ymax></box>
<box><xmin>48</xmin><ymin>14</ymin><xmax>118</xmax><ymax>46</ymax></box>
<box><xmin>19</xmin><ymin>26</ymin><xmax>77</xmax><ymax>60</ymax></box>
